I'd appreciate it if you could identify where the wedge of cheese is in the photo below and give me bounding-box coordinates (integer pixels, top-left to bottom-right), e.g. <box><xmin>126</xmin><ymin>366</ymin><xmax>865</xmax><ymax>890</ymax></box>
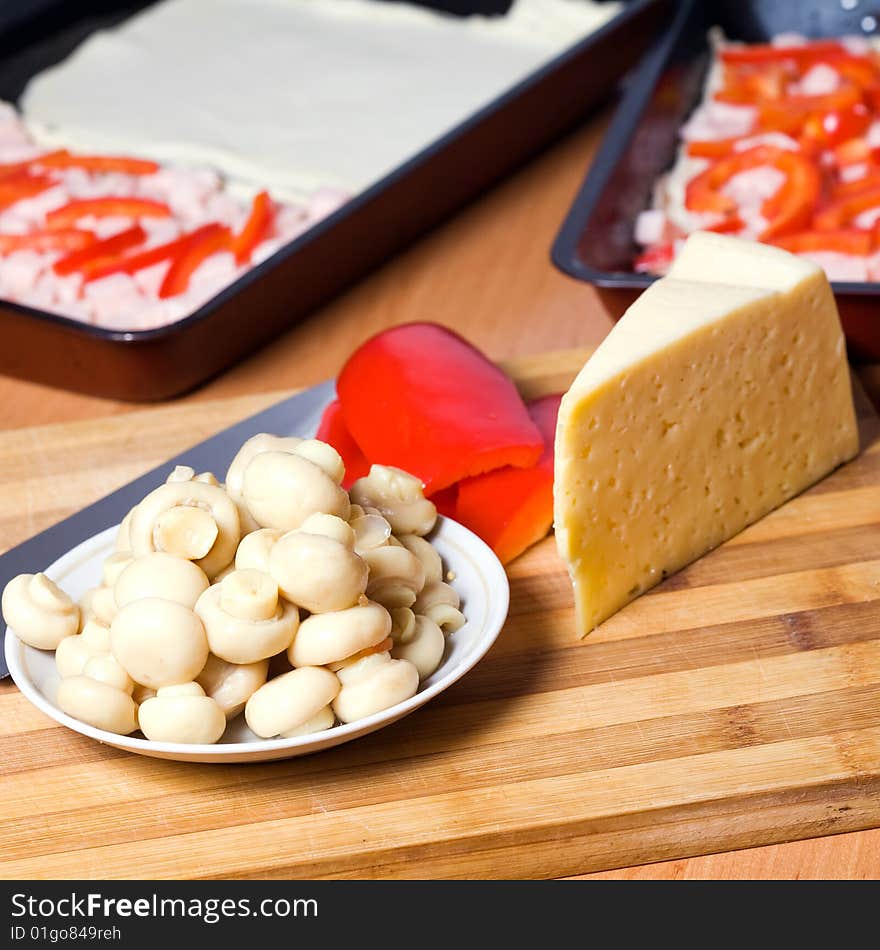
<box><xmin>554</xmin><ymin>232</ymin><xmax>859</xmax><ymax>636</ymax></box>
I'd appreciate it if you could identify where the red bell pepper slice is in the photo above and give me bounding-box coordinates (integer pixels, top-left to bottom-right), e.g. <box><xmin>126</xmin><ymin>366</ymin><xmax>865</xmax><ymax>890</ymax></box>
<box><xmin>46</xmin><ymin>197</ymin><xmax>171</xmax><ymax>228</ymax></box>
<box><xmin>813</xmin><ymin>186</ymin><xmax>880</xmax><ymax>230</ymax></box>
<box><xmin>231</xmin><ymin>190</ymin><xmax>274</xmax><ymax>264</ymax></box>
<box><xmin>833</xmin><ymin>168</ymin><xmax>880</xmax><ymax>198</ymax></box>
<box><xmin>634</xmin><ymin>242</ymin><xmax>675</xmax><ymax>275</ymax></box>
<box><xmin>82</xmin><ymin>230</ymin><xmax>200</xmax><ymax>282</ymax></box>
<box><xmin>0</xmin><ymin>150</ymin><xmax>68</xmax><ymax>180</ymax></box>
<box><xmin>719</xmin><ymin>40</ymin><xmax>848</xmax><ymax>67</ymax></box>
<box><xmin>428</xmin><ymin>485</ymin><xmax>459</xmax><ymax>520</ymax></box>
<box><xmin>315</xmin><ymin>399</ymin><xmax>371</xmax><ymax>489</ymax></box>
<box><xmin>802</xmin><ymin>102</ymin><xmax>871</xmax><ymax>147</ymax></box>
<box><xmin>36</xmin><ymin>152</ymin><xmax>160</xmax><ymax>175</ymax></box>
<box><xmin>159</xmin><ymin>222</ymin><xmax>231</xmax><ymax>298</ymax></box>
<box><xmin>336</xmin><ymin>323</ymin><xmax>543</xmax><ymax>494</ymax></box>
<box><xmin>769</xmin><ymin>228</ymin><xmax>872</xmax><ymax>255</ymax></box>
<box><xmin>0</xmin><ymin>173</ymin><xmax>56</xmax><ymax>209</ymax></box>
<box><xmin>685</xmin><ymin>145</ymin><xmax>820</xmax><ymax>239</ymax></box>
<box><xmin>0</xmin><ymin>228</ymin><xmax>96</xmax><ymax>255</ymax></box>
<box><xmin>756</xmin><ymin>84</ymin><xmax>863</xmax><ymax>132</ymax></box>
<box><xmin>52</xmin><ymin>224</ymin><xmax>147</xmax><ymax>277</ymax></box>
<box><xmin>453</xmin><ymin>395</ymin><xmax>561</xmax><ymax>565</ymax></box>
<box><xmin>686</xmin><ymin>137</ymin><xmax>742</xmax><ymax>159</ymax></box>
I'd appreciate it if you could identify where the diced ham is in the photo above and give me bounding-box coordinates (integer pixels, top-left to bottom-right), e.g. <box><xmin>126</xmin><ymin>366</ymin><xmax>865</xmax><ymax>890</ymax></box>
<box><xmin>793</xmin><ymin>63</ymin><xmax>840</xmax><ymax>97</ymax></box>
<box><xmin>681</xmin><ymin>100</ymin><xmax>757</xmax><ymax>142</ymax></box>
<box><xmin>0</xmin><ymin>250</ymin><xmax>44</xmax><ymax>295</ymax></box>
<box><xmin>9</xmin><ymin>184</ymin><xmax>68</xmax><ymax>222</ymax></box>
<box><xmin>771</xmin><ymin>32</ymin><xmax>807</xmax><ymax>47</ymax></box>
<box><xmin>854</xmin><ymin>206</ymin><xmax>880</xmax><ymax>229</ymax></box>
<box><xmin>132</xmin><ymin>261</ymin><xmax>171</xmax><ymax>297</ymax></box>
<box><xmin>305</xmin><ymin>186</ymin><xmax>349</xmax><ymax>220</ymax></box>
<box><xmin>841</xmin><ymin>35</ymin><xmax>872</xmax><ymax>56</ymax></box>
<box><xmin>841</xmin><ymin>162</ymin><xmax>870</xmax><ymax>183</ymax></box>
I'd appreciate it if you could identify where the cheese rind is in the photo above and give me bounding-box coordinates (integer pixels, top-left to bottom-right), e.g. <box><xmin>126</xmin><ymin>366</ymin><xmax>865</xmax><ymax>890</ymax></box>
<box><xmin>554</xmin><ymin>232</ymin><xmax>859</xmax><ymax>636</ymax></box>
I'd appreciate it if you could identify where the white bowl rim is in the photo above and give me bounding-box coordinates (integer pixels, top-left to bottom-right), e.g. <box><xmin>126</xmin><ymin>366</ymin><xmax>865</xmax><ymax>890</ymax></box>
<box><xmin>4</xmin><ymin>515</ymin><xmax>509</xmax><ymax>758</ymax></box>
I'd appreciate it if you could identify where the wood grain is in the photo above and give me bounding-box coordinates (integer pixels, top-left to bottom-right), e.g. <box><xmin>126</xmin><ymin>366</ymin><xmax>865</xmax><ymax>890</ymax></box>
<box><xmin>1</xmin><ymin>350</ymin><xmax>879</xmax><ymax>880</ymax></box>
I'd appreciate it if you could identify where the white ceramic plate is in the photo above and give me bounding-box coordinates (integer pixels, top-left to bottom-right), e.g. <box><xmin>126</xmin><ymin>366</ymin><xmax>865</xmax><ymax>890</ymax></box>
<box><xmin>5</xmin><ymin>517</ymin><xmax>509</xmax><ymax>763</ymax></box>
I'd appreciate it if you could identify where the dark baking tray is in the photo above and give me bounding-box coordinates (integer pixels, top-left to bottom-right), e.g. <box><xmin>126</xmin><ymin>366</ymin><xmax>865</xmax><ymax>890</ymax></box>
<box><xmin>0</xmin><ymin>0</ymin><xmax>672</xmax><ymax>401</ymax></box>
<box><xmin>551</xmin><ymin>0</ymin><xmax>880</xmax><ymax>361</ymax></box>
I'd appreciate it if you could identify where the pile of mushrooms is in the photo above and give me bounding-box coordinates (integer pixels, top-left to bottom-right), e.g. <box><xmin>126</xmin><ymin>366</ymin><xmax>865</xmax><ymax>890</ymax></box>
<box><xmin>1</xmin><ymin>435</ymin><xmax>465</xmax><ymax>744</ymax></box>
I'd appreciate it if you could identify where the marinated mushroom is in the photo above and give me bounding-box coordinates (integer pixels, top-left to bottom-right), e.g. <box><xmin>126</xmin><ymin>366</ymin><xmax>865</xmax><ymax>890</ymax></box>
<box><xmin>331</xmin><ymin>652</ymin><xmax>419</xmax><ymax>723</ymax></box>
<box><xmin>388</xmin><ymin>606</ymin><xmax>416</xmax><ymax>644</ymax></box>
<box><xmin>194</xmin><ymin>569</ymin><xmax>299</xmax><ymax>664</ymax></box>
<box><xmin>397</xmin><ymin>534</ymin><xmax>443</xmax><ymax>585</ymax></box>
<box><xmin>391</xmin><ymin>615</ymin><xmax>445</xmax><ymax>679</ymax></box>
<box><xmin>166</xmin><ymin>465</ymin><xmax>219</xmax><ymax>486</ymax></box>
<box><xmin>224</xmin><ymin>433</ymin><xmax>303</xmax><ymax>500</ymax></box>
<box><xmin>288</xmin><ymin>600</ymin><xmax>391</xmax><ymax>667</ymax></box>
<box><xmin>196</xmin><ymin>654</ymin><xmax>270</xmax><ymax>719</ymax></box>
<box><xmin>348</xmin><ymin>504</ymin><xmax>392</xmax><ymax>556</ymax></box>
<box><xmin>298</xmin><ymin>512</ymin><xmax>355</xmax><ymax>547</ymax></box>
<box><xmin>349</xmin><ymin>466</ymin><xmax>437</xmax><ymax>536</ymax></box>
<box><xmin>413</xmin><ymin>581</ymin><xmax>466</xmax><ymax>633</ymax></box>
<box><xmin>269</xmin><ymin>530</ymin><xmax>366</xmax><ymax>613</ymax></box>
<box><xmin>114</xmin><ymin>551</ymin><xmax>209</xmax><ymax>609</ymax></box>
<box><xmin>110</xmin><ymin>598</ymin><xmax>209</xmax><ymax>688</ymax></box>
<box><xmin>291</xmin><ymin>439</ymin><xmax>345</xmax><ymax>484</ymax></box>
<box><xmin>115</xmin><ymin>506</ymin><xmax>137</xmax><ymax>552</ymax></box>
<box><xmin>57</xmin><ymin>675</ymin><xmax>138</xmax><ymax>735</ymax></box>
<box><xmin>280</xmin><ymin>705</ymin><xmax>336</xmax><ymax>738</ymax></box>
<box><xmin>79</xmin><ymin>584</ymin><xmax>118</xmax><ymax>626</ymax></box>
<box><xmin>102</xmin><ymin>551</ymin><xmax>134</xmax><ymax>588</ymax></box>
<box><xmin>234</xmin><ymin>527</ymin><xmax>283</xmax><ymax>573</ymax></box>
<box><xmin>1</xmin><ymin>573</ymin><xmax>80</xmax><ymax>650</ymax></box>
<box><xmin>128</xmin><ymin>480</ymin><xmax>240</xmax><ymax>579</ymax></box>
<box><xmin>363</xmin><ymin>545</ymin><xmax>426</xmax><ymax>609</ymax></box>
<box><xmin>242</xmin><ymin>450</ymin><xmax>350</xmax><ymax>531</ymax></box>
<box><xmin>244</xmin><ymin>666</ymin><xmax>340</xmax><ymax>738</ymax></box>
<box><xmin>138</xmin><ymin>683</ymin><xmax>227</xmax><ymax>744</ymax></box>
<box><xmin>82</xmin><ymin>653</ymin><xmax>134</xmax><ymax>694</ymax></box>
<box><xmin>55</xmin><ymin>618</ymin><xmax>112</xmax><ymax>678</ymax></box>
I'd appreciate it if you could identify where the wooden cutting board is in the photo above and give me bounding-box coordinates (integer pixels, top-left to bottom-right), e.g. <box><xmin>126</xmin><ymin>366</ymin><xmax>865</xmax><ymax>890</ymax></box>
<box><xmin>1</xmin><ymin>348</ymin><xmax>879</xmax><ymax>880</ymax></box>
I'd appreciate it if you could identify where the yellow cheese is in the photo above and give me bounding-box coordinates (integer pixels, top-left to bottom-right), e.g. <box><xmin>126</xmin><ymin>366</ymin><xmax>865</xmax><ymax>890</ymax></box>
<box><xmin>554</xmin><ymin>232</ymin><xmax>859</xmax><ymax>636</ymax></box>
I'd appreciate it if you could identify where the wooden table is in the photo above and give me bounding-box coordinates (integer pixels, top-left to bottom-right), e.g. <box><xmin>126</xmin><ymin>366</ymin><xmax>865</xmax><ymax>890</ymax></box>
<box><xmin>1</xmin><ymin>109</ymin><xmax>878</xmax><ymax>879</ymax></box>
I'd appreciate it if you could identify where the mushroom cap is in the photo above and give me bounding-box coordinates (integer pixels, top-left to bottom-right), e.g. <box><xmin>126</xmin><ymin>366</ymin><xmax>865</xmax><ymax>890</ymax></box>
<box><xmin>110</xmin><ymin>598</ymin><xmax>209</xmax><ymax>689</ymax></box>
<box><xmin>292</xmin><ymin>439</ymin><xmax>345</xmax><ymax>484</ymax></box>
<box><xmin>114</xmin><ymin>552</ymin><xmax>210</xmax><ymax>609</ymax></box>
<box><xmin>196</xmin><ymin>654</ymin><xmax>270</xmax><ymax>719</ymax></box>
<box><xmin>363</xmin><ymin>545</ymin><xmax>426</xmax><ymax>609</ymax></box>
<box><xmin>298</xmin><ymin>512</ymin><xmax>355</xmax><ymax>547</ymax></box>
<box><xmin>397</xmin><ymin>534</ymin><xmax>443</xmax><ymax>585</ymax></box>
<box><xmin>234</xmin><ymin>527</ymin><xmax>283</xmax><ymax>574</ymax></box>
<box><xmin>245</xmin><ymin>666</ymin><xmax>340</xmax><ymax>738</ymax></box>
<box><xmin>138</xmin><ymin>683</ymin><xmax>227</xmax><ymax>744</ymax></box>
<box><xmin>288</xmin><ymin>600</ymin><xmax>391</xmax><ymax>668</ymax></box>
<box><xmin>129</xmin><ymin>481</ymin><xmax>240</xmax><ymax>579</ymax></box>
<box><xmin>82</xmin><ymin>653</ymin><xmax>135</xmax><ymax>694</ymax></box>
<box><xmin>349</xmin><ymin>506</ymin><xmax>392</xmax><ymax>556</ymax></box>
<box><xmin>194</xmin><ymin>575</ymin><xmax>299</xmax><ymax>665</ymax></box>
<box><xmin>2</xmin><ymin>573</ymin><xmax>80</xmax><ymax>650</ymax></box>
<box><xmin>55</xmin><ymin>617</ymin><xmax>113</xmax><ymax>677</ymax></box>
<box><xmin>413</xmin><ymin>581</ymin><xmax>465</xmax><ymax>633</ymax></box>
<box><xmin>391</xmin><ymin>615</ymin><xmax>446</xmax><ymax>680</ymax></box>
<box><xmin>280</xmin><ymin>704</ymin><xmax>335</xmax><ymax>738</ymax></box>
<box><xmin>57</xmin><ymin>675</ymin><xmax>138</xmax><ymax>736</ymax></box>
<box><xmin>79</xmin><ymin>585</ymin><xmax>118</xmax><ymax>626</ymax></box>
<box><xmin>349</xmin><ymin>466</ymin><xmax>437</xmax><ymax>536</ymax></box>
<box><xmin>331</xmin><ymin>653</ymin><xmax>419</xmax><ymax>723</ymax></box>
<box><xmin>224</xmin><ymin>433</ymin><xmax>303</xmax><ymax>500</ymax></box>
<box><xmin>115</xmin><ymin>506</ymin><xmax>136</xmax><ymax>552</ymax></box>
<box><xmin>269</xmin><ymin>531</ymin><xmax>366</xmax><ymax>613</ymax></box>
<box><xmin>242</xmin><ymin>451</ymin><xmax>350</xmax><ymax>531</ymax></box>
<box><xmin>102</xmin><ymin>551</ymin><xmax>134</xmax><ymax>588</ymax></box>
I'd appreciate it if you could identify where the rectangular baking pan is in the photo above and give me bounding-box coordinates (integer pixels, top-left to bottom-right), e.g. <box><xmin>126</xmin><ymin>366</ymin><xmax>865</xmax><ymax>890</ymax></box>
<box><xmin>0</xmin><ymin>0</ymin><xmax>672</xmax><ymax>401</ymax></box>
<box><xmin>551</xmin><ymin>0</ymin><xmax>880</xmax><ymax>361</ymax></box>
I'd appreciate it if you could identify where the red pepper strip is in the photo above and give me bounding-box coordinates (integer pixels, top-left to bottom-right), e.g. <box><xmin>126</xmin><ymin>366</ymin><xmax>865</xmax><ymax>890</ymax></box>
<box><xmin>633</xmin><ymin>242</ymin><xmax>674</xmax><ymax>275</ymax></box>
<box><xmin>685</xmin><ymin>145</ymin><xmax>820</xmax><ymax>240</ymax></box>
<box><xmin>453</xmin><ymin>395</ymin><xmax>561</xmax><ymax>565</ymax></box>
<box><xmin>0</xmin><ymin>174</ymin><xmax>56</xmax><ymax>210</ymax></box>
<box><xmin>36</xmin><ymin>152</ymin><xmax>160</xmax><ymax>175</ymax></box>
<box><xmin>720</xmin><ymin>40</ymin><xmax>848</xmax><ymax>66</ymax></box>
<box><xmin>704</xmin><ymin>215</ymin><xmax>745</xmax><ymax>234</ymax></box>
<box><xmin>336</xmin><ymin>323</ymin><xmax>544</xmax><ymax>495</ymax></box>
<box><xmin>802</xmin><ymin>102</ymin><xmax>871</xmax><ymax>147</ymax></box>
<box><xmin>813</xmin><ymin>186</ymin><xmax>880</xmax><ymax>230</ymax></box>
<box><xmin>231</xmin><ymin>190</ymin><xmax>274</xmax><ymax>264</ymax></box>
<box><xmin>53</xmin><ymin>224</ymin><xmax>147</xmax><ymax>277</ymax></box>
<box><xmin>315</xmin><ymin>399</ymin><xmax>371</xmax><ymax>489</ymax></box>
<box><xmin>756</xmin><ymin>84</ymin><xmax>862</xmax><ymax>132</ymax></box>
<box><xmin>159</xmin><ymin>223</ymin><xmax>231</xmax><ymax>298</ymax></box>
<box><xmin>714</xmin><ymin>64</ymin><xmax>790</xmax><ymax>105</ymax></box>
<box><xmin>0</xmin><ymin>228</ymin><xmax>96</xmax><ymax>255</ymax></box>
<box><xmin>686</xmin><ymin>137</ymin><xmax>742</xmax><ymax>159</ymax></box>
<box><xmin>0</xmin><ymin>150</ymin><xmax>68</xmax><ymax>180</ymax></box>
<box><xmin>82</xmin><ymin>228</ymin><xmax>203</xmax><ymax>282</ymax></box>
<box><xmin>833</xmin><ymin>168</ymin><xmax>880</xmax><ymax>198</ymax></box>
<box><xmin>769</xmin><ymin>228</ymin><xmax>872</xmax><ymax>255</ymax></box>
<box><xmin>46</xmin><ymin>196</ymin><xmax>171</xmax><ymax>229</ymax></box>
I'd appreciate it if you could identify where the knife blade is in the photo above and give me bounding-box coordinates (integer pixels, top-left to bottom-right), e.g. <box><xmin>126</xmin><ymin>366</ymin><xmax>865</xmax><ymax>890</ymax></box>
<box><xmin>0</xmin><ymin>379</ymin><xmax>335</xmax><ymax>679</ymax></box>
